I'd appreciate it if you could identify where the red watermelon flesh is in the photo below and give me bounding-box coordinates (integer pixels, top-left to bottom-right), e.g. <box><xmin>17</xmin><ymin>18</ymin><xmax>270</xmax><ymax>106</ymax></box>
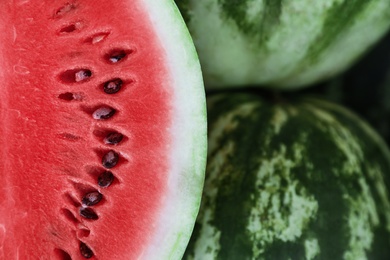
<box><xmin>0</xmin><ymin>0</ymin><xmax>206</xmax><ymax>259</ymax></box>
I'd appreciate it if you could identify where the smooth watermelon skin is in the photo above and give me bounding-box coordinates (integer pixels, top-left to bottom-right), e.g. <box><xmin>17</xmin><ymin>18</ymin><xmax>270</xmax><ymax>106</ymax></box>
<box><xmin>184</xmin><ymin>92</ymin><xmax>390</xmax><ymax>260</ymax></box>
<box><xmin>176</xmin><ymin>0</ymin><xmax>390</xmax><ymax>89</ymax></box>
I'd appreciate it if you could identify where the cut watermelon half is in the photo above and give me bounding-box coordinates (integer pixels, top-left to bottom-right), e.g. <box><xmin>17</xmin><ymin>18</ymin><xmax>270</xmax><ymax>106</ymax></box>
<box><xmin>0</xmin><ymin>0</ymin><xmax>206</xmax><ymax>259</ymax></box>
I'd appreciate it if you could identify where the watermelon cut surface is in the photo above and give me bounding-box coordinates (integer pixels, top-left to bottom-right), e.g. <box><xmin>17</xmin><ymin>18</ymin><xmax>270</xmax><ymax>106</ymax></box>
<box><xmin>185</xmin><ymin>92</ymin><xmax>390</xmax><ymax>259</ymax></box>
<box><xmin>0</xmin><ymin>0</ymin><xmax>206</xmax><ymax>259</ymax></box>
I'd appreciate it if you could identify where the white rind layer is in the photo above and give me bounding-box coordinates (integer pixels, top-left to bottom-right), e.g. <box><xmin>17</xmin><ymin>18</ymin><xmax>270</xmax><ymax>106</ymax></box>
<box><xmin>140</xmin><ymin>0</ymin><xmax>206</xmax><ymax>259</ymax></box>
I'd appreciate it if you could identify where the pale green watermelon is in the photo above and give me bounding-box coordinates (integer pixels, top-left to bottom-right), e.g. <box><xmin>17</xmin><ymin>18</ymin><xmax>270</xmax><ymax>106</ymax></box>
<box><xmin>184</xmin><ymin>92</ymin><xmax>390</xmax><ymax>259</ymax></box>
<box><xmin>176</xmin><ymin>0</ymin><xmax>390</xmax><ymax>89</ymax></box>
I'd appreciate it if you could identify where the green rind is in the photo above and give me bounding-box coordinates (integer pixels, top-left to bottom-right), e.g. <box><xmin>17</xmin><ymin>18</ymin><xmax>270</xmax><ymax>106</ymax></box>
<box><xmin>184</xmin><ymin>92</ymin><xmax>390</xmax><ymax>259</ymax></box>
<box><xmin>175</xmin><ymin>0</ymin><xmax>191</xmax><ymax>24</ymax></box>
<box><xmin>180</xmin><ymin>0</ymin><xmax>390</xmax><ymax>89</ymax></box>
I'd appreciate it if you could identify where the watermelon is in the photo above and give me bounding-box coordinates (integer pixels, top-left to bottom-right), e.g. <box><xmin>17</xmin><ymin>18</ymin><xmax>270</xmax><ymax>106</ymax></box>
<box><xmin>0</xmin><ymin>0</ymin><xmax>206</xmax><ymax>259</ymax></box>
<box><xmin>184</xmin><ymin>92</ymin><xmax>390</xmax><ymax>259</ymax></box>
<box><xmin>176</xmin><ymin>0</ymin><xmax>390</xmax><ymax>89</ymax></box>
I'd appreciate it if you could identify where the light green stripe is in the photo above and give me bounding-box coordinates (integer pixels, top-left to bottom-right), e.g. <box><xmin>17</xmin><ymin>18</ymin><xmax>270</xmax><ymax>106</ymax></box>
<box><xmin>306</xmin><ymin>0</ymin><xmax>370</xmax><ymax>61</ymax></box>
<box><xmin>274</xmin><ymin>0</ymin><xmax>372</xmax><ymax>84</ymax></box>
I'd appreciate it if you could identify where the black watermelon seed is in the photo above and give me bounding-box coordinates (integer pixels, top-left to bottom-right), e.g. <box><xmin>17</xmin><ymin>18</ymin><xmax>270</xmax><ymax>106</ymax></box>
<box><xmin>82</xmin><ymin>191</ymin><xmax>103</xmax><ymax>207</ymax></box>
<box><xmin>60</xmin><ymin>24</ymin><xmax>77</xmax><ymax>34</ymax></box>
<box><xmin>108</xmin><ymin>50</ymin><xmax>127</xmax><ymax>63</ymax></box>
<box><xmin>75</xmin><ymin>69</ymin><xmax>92</xmax><ymax>82</ymax></box>
<box><xmin>86</xmin><ymin>32</ymin><xmax>110</xmax><ymax>44</ymax></box>
<box><xmin>55</xmin><ymin>3</ymin><xmax>76</xmax><ymax>17</ymax></box>
<box><xmin>104</xmin><ymin>132</ymin><xmax>124</xmax><ymax>145</ymax></box>
<box><xmin>103</xmin><ymin>78</ymin><xmax>122</xmax><ymax>94</ymax></box>
<box><xmin>59</xmin><ymin>69</ymin><xmax>91</xmax><ymax>83</ymax></box>
<box><xmin>80</xmin><ymin>242</ymin><xmax>94</xmax><ymax>258</ymax></box>
<box><xmin>58</xmin><ymin>92</ymin><xmax>74</xmax><ymax>101</ymax></box>
<box><xmin>92</xmin><ymin>107</ymin><xmax>116</xmax><ymax>120</ymax></box>
<box><xmin>98</xmin><ymin>171</ymin><xmax>114</xmax><ymax>188</ymax></box>
<box><xmin>79</xmin><ymin>207</ymin><xmax>98</xmax><ymax>220</ymax></box>
<box><xmin>102</xmin><ymin>150</ymin><xmax>119</xmax><ymax>168</ymax></box>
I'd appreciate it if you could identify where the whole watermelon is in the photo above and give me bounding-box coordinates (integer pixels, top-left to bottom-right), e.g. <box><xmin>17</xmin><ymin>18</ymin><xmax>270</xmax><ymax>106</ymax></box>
<box><xmin>176</xmin><ymin>0</ymin><xmax>390</xmax><ymax>90</ymax></box>
<box><xmin>184</xmin><ymin>92</ymin><xmax>390</xmax><ymax>259</ymax></box>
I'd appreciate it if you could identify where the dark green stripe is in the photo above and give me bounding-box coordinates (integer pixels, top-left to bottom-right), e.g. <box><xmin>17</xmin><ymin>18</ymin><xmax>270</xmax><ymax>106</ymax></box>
<box><xmin>207</xmin><ymin>95</ymin><xmax>320</xmax><ymax>259</ymax></box>
<box><xmin>219</xmin><ymin>0</ymin><xmax>282</xmax><ymax>46</ymax></box>
<box><xmin>259</xmin><ymin>0</ymin><xmax>283</xmax><ymax>44</ymax></box>
<box><xmin>289</xmin><ymin>107</ymin><xmax>350</xmax><ymax>259</ymax></box>
<box><xmin>210</xmin><ymin>97</ymin><xmax>273</xmax><ymax>259</ymax></box>
<box><xmin>263</xmin><ymin>101</ymin><xmax>349</xmax><ymax>259</ymax></box>
<box><xmin>305</xmin><ymin>99</ymin><xmax>390</xmax><ymax>260</ymax></box>
<box><xmin>305</xmin><ymin>0</ymin><xmax>371</xmax><ymax>63</ymax></box>
<box><xmin>275</xmin><ymin>0</ymin><xmax>373</xmax><ymax>84</ymax></box>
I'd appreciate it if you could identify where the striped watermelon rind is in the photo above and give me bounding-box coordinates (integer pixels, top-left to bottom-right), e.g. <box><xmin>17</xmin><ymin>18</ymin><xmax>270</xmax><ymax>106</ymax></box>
<box><xmin>177</xmin><ymin>0</ymin><xmax>390</xmax><ymax>89</ymax></box>
<box><xmin>184</xmin><ymin>92</ymin><xmax>390</xmax><ymax>259</ymax></box>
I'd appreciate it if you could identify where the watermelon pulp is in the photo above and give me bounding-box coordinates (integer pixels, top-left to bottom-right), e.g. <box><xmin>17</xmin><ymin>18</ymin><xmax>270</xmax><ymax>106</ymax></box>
<box><xmin>0</xmin><ymin>0</ymin><xmax>206</xmax><ymax>259</ymax></box>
